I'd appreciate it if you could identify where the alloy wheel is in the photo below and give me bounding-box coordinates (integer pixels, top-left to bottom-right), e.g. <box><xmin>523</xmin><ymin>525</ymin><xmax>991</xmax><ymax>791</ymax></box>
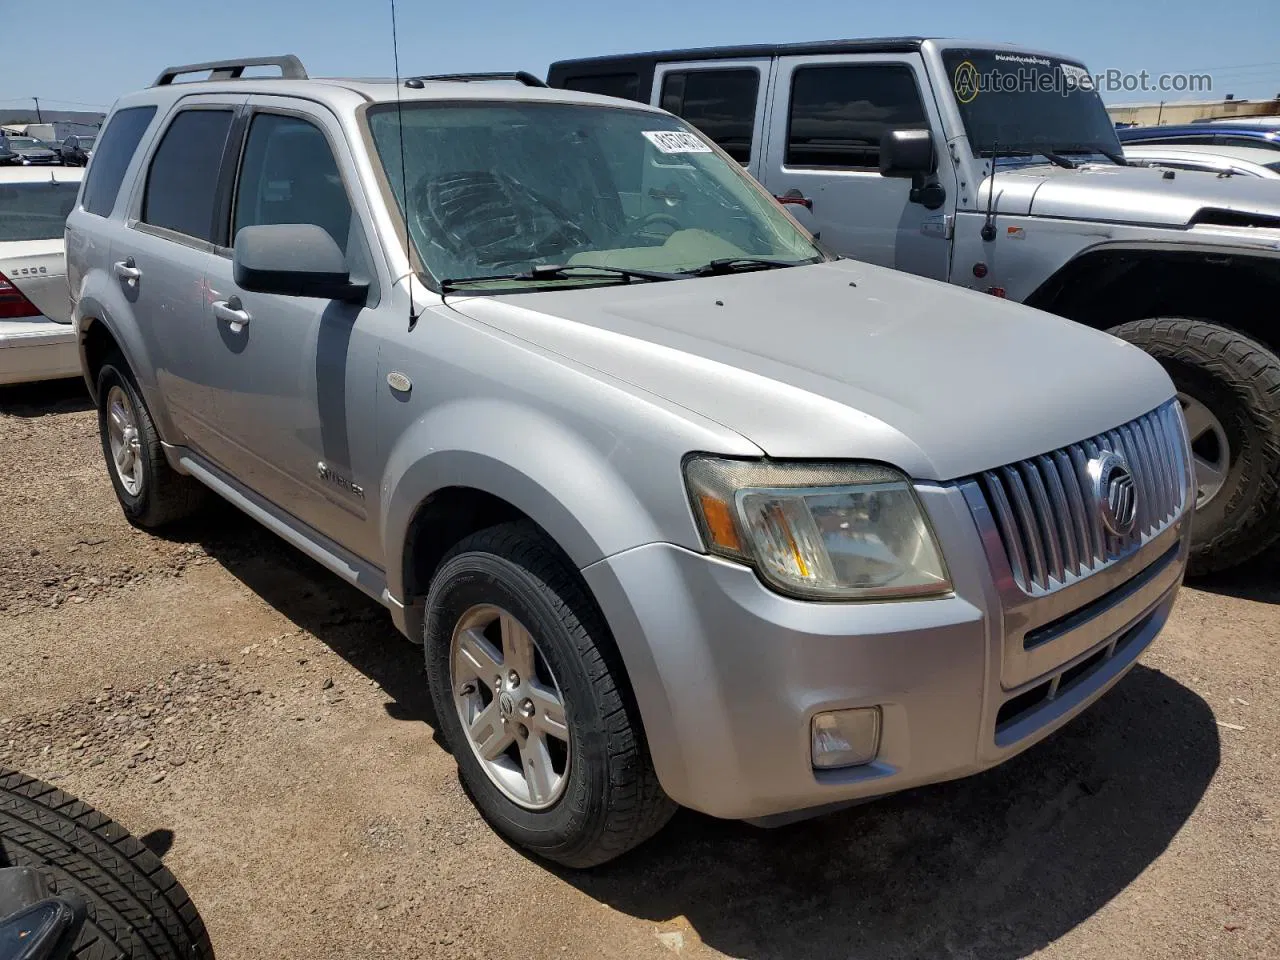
<box><xmin>106</xmin><ymin>385</ymin><xmax>144</xmax><ymax>497</ymax></box>
<box><xmin>450</xmin><ymin>604</ymin><xmax>571</xmax><ymax>810</ymax></box>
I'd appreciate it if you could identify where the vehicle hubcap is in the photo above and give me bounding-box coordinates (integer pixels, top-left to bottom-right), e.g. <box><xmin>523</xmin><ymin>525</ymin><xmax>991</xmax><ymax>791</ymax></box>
<box><xmin>450</xmin><ymin>605</ymin><xmax>570</xmax><ymax>810</ymax></box>
<box><xmin>106</xmin><ymin>385</ymin><xmax>143</xmax><ymax>497</ymax></box>
<box><xmin>1178</xmin><ymin>391</ymin><xmax>1230</xmax><ymax>509</ymax></box>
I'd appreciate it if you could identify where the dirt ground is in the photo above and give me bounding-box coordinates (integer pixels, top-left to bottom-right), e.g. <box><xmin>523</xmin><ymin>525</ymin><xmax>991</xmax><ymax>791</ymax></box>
<box><xmin>1</xmin><ymin>379</ymin><xmax>1277</xmax><ymax>960</ymax></box>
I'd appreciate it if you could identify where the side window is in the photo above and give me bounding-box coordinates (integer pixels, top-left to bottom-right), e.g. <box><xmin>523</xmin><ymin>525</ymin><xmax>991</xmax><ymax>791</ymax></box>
<box><xmin>82</xmin><ymin>105</ymin><xmax>156</xmax><ymax>218</ymax></box>
<box><xmin>786</xmin><ymin>64</ymin><xmax>927</xmax><ymax>169</ymax></box>
<box><xmin>660</xmin><ymin>69</ymin><xmax>759</xmax><ymax>163</ymax></box>
<box><xmin>563</xmin><ymin>73</ymin><xmax>641</xmax><ymax>102</ymax></box>
<box><xmin>141</xmin><ymin>109</ymin><xmax>234</xmax><ymax>241</ymax></box>
<box><xmin>232</xmin><ymin>113</ymin><xmax>353</xmax><ymax>254</ymax></box>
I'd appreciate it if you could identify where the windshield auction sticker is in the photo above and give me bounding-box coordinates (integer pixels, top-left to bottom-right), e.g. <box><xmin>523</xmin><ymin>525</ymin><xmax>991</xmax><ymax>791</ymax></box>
<box><xmin>643</xmin><ymin>130</ymin><xmax>713</xmax><ymax>154</ymax></box>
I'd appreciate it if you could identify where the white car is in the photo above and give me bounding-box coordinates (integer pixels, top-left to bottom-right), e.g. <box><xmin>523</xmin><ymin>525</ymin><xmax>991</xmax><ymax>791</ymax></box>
<box><xmin>1123</xmin><ymin>143</ymin><xmax>1280</xmax><ymax>180</ymax></box>
<box><xmin>0</xmin><ymin>166</ymin><xmax>82</xmax><ymax>385</ymax></box>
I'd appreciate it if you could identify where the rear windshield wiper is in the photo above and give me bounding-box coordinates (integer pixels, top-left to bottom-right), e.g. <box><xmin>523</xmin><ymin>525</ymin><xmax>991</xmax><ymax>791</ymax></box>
<box><xmin>683</xmin><ymin>257</ymin><xmax>814</xmax><ymax>277</ymax></box>
<box><xmin>441</xmin><ymin>263</ymin><xmax>681</xmax><ymax>293</ymax></box>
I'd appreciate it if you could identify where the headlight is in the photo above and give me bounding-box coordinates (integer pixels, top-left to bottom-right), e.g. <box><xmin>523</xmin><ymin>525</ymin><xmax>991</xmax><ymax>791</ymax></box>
<box><xmin>684</xmin><ymin>457</ymin><xmax>951</xmax><ymax>601</ymax></box>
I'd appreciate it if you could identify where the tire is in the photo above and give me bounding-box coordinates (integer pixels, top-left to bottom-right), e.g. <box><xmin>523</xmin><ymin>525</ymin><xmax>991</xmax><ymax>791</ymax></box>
<box><xmin>423</xmin><ymin>522</ymin><xmax>675</xmax><ymax>868</ymax></box>
<box><xmin>1110</xmin><ymin>318</ymin><xmax>1280</xmax><ymax>575</ymax></box>
<box><xmin>96</xmin><ymin>357</ymin><xmax>206</xmax><ymax>529</ymax></box>
<box><xmin>0</xmin><ymin>768</ymin><xmax>214</xmax><ymax>960</ymax></box>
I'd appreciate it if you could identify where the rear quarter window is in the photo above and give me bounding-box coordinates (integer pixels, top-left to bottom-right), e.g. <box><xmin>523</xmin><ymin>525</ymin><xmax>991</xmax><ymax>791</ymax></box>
<box><xmin>82</xmin><ymin>106</ymin><xmax>157</xmax><ymax>218</ymax></box>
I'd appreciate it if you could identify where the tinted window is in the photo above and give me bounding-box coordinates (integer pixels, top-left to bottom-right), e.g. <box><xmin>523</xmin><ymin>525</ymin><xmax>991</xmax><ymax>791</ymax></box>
<box><xmin>563</xmin><ymin>73</ymin><xmax>641</xmax><ymax>102</ymax></box>
<box><xmin>233</xmin><ymin>113</ymin><xmax>352</xmax><ymax>253</ymax></box>
<box><xmin>0</xmin><ymin>182</ymin><xmax>80</xmax><ymax>241</ymax></box>
<box><xmin>787</xmin><ymin>65</ymin><xmax>927</xmax><ymax>169</ymax></box>
<box><xmin>83</xmin><ymin>107</ymin><xmax>156</xmax><ymax>217</ymax></box>
<box><xmin>142</xmin><ymin>109</ymin><xmax>233</xmax><ymax>240</ymax></box>
<box><xmin>660</xmin><ymin>69</ymin><xmax>759</xmax><ymax>163</ymax></box>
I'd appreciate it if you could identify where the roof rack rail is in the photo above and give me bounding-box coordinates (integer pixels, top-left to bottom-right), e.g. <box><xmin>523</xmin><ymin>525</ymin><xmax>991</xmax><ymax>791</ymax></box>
<box><xmin>152</xmin><ymin>55</ymin><xmax>308</xmax><ymax>87</ymax></box>
<box><xmin>406</xmin><ymin>71</ymin><xmax>547</xmax><ymax>88</ymax></box>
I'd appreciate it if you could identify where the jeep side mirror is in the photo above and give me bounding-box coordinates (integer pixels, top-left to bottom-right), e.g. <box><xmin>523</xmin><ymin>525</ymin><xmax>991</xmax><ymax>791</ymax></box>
<box><xmin>233</xmin><ymin>223</ymin><xmax>369</xmax><ymax>304</ymax></box>
<box><xmin>879</xmin><ymin>129</ymin><xmax>946</xmax><ymax>211</ymax></box>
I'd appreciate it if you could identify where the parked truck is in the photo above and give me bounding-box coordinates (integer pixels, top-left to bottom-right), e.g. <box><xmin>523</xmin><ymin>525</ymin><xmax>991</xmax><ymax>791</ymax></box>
<box><xmin>549</xmin><ymin>38</ymin><xmax>1280</xmax><ymax>575</ymax></box>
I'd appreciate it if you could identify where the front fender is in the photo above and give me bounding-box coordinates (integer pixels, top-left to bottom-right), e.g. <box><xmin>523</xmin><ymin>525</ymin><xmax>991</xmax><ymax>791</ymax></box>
<box><xmin>379</xmin><ymin>396</ymin><xmax>740</xmax><ymax>603</ymax></box>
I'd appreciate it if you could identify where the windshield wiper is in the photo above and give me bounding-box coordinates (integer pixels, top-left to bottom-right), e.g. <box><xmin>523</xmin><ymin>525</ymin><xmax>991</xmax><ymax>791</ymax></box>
<box><xmin>683</xmin><ymin>257</ymin><xmax>813</xmax><ymax>277</ymax></box>
<box><xmin>1053</xmin><ymin>144</ymin><xmax>1128</xmax><ymax>166</ymax></box>
<box><xmin>1000</xmin><ymin>150</ymin><xmax>1078</xmax><ymax>170</ymax></box>
<box><xmin>441</xmin><ymin>263</ymin><xmax>681</xmax><ymax>293</ymax></box>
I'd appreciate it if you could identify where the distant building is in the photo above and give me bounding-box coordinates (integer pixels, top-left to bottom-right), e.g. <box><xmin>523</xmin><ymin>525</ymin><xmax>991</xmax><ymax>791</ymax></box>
<box><xmin>0</xmin><ymin>108</ymin><xmax>104</xmax><ymax>142</ymax></box>
<box><xmin>1108</xmin><ymin>97</ymin><xmax>1280</xmax><ymax>127</ymax></box>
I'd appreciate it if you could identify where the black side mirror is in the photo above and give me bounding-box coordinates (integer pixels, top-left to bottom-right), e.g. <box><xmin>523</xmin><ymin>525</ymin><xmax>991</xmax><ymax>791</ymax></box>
<box><xmin>879</xmin><ymin>128</ymin><xmax>946</xmax><ymax>211</ymax></box>
<box><xmin>233</xmin><ymin>223</ymin><xmax>369</xmax><ymax>303</ymax></box>
<box><xmin>880</xmin><ymin>128</ymin><xmax>936</xmax><ymax>178</ymax></box>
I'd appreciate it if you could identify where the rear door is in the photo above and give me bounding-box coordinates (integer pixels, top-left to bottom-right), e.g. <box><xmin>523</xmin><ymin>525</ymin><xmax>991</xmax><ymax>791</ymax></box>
<box><xmin>762</xmin><ymin>54</ymin><xmax>956</xmax><ymax>280</ymax></box>
<box><xmin>110</xmin><ymin>97</ymin><xmax>245</xmax><ymax>454</ymax></box>
<box><xmin>650</xmin><ymin>59</ymin><xmax>772</xmax><ymax>180</ymax></box>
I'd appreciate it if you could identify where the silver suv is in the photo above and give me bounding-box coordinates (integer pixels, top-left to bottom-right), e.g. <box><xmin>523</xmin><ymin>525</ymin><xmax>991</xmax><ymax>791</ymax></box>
<box><xmin>67</xmin><ymin>55</ymin><xmax>1194</xmax><ymax>867</ymax></box>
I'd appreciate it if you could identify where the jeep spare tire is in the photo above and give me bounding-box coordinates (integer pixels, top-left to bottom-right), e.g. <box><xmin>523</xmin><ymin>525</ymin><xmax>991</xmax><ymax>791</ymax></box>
<box><xmin>1110</xmin><ymin>318</ymin><xmax>1280</xmax><ymax>575</ymax></box>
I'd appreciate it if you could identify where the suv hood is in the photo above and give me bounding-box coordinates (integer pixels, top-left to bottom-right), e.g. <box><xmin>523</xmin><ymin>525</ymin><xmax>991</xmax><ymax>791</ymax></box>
<box><xmin>446</xmin><ymin>259</ymin><xmax>1174</xmax><ymax>481</ymax></box>
<box><xmin>981</xmin><ymin>162</ymin><xmax>1280</xmax><ymax>233</ymax></box>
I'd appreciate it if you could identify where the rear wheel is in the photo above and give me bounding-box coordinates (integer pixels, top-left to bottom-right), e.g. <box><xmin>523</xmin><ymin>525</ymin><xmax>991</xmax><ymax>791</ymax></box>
<box><xmin>96</xmin><ymin>358</ymin><xmax>207</xmax><ymax>529</ymax></box>
<box><xmin>423</xmin><ymin>522</ymin><xmax>675</xmax><ymax>867</ymax></box>
<box><xmin>1110</xmin><ymin>318</ymin><xmax>1280</xmax><ymax>574</ymax></box>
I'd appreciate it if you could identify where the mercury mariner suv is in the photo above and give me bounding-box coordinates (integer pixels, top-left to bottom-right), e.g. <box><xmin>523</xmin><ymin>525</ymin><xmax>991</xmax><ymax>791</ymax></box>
<box><xmin>67</xmin><ymin>55</ymin><xmax>1194</xmax><ymax>867</ymax></box>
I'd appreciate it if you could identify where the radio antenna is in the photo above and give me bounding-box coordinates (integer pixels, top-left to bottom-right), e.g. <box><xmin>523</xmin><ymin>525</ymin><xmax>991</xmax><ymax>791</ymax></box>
<box><xmin>980</xmin><ymin>136</ymin><xmax>999</xmax><ymax>243</ymax></box>
<box><xmin>390</xmin><ymin>0</ymin><xmax>420</xmax><ymax>330</ymax></box>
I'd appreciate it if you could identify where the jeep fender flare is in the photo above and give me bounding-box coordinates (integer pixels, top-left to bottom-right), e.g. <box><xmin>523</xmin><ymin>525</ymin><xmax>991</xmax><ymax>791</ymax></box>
<box><xmin>1025</xmin><ymin>237</ymin><xmax>1280</xmax><ymax>318</ymax></box>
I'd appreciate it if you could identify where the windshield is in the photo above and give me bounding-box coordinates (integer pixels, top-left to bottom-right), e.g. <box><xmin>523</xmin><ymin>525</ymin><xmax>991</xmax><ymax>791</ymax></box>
<box><xmin>8</xmin><ymin>138</ymin><xmax>42</xmax><ymax>150</ymax></box>
<box><xmin>0</xmin><ymin>181</ymin><xmax>78</xmax><ymax>241</ymax></box>
<box><xmin>366</xmin><ymin>101</ymin><xmax>823</xmax><ymax>289</ymax></box>
<box><xmin>942</xmin><ymin>49</ymin><xmax>1122</xmax><ymax>161</ymax></box>
<box><xmin>80</xmin><ymin>137</ymin><xmax>95</xmax><ymax>149</ymax></box>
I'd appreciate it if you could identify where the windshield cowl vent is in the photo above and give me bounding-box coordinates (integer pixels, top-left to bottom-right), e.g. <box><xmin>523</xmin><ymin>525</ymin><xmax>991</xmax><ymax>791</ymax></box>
<box><xmin>1188</xmin><ymin>208</ymin><xmax>1280</xmax><ymax>230</ymax></box>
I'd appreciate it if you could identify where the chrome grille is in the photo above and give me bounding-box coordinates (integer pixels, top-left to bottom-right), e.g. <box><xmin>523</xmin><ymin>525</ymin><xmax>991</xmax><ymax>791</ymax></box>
<box><xmin>976</xmin><ymin>401</ymin><xmax>1190</xmax><ymax>594</ymax></box>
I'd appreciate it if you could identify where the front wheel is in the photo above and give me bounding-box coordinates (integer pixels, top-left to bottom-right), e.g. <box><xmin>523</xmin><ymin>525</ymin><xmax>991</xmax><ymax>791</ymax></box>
<box><xmin>423</xmin><ymin>522</ymin><xmax>675</xmax><ymax>867</ymax></box>
<box><xmin>1110</xmin><ymin>318</ymin><xmax>1280</xmax><ymax>574</ymax></box>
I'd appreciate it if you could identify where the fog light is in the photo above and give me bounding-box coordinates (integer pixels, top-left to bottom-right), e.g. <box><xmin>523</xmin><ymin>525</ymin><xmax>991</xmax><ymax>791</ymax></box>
<box><xmin>811</xmin><ymin>707</ymin><xmax>881</xmax><ymax>769</ymax></box>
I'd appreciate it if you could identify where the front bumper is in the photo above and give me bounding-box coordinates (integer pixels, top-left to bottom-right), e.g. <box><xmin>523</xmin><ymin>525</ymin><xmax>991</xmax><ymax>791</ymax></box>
<box><xmin>583</xmin><ymin>483</ymin><xmax>1190</xmax><ymax>821</ymax></box>
<box><xmin>0</xmin><ymin>318</ymin><xmax>79</xmax><ymax>386</ymax></box>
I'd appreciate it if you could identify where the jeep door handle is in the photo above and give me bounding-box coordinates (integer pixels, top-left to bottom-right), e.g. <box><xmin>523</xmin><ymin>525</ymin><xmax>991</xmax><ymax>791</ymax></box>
<box><xmin>776</xmin><ymin>189</ymin><xmax>813</xmax><ymax>210</ymax></box>
<box><xmin>113</xmin><ymin>258</ymin><xmax>141</xmax><ymax>282</ymax></box>
<box><xmin>212</xmin><ymin>297</ymin><xmax>251</xmax><ymax>331</ymax></box>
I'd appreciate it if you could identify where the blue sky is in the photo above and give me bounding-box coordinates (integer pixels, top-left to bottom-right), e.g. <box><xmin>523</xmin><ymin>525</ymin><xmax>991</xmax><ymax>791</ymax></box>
<box><xmin>3</xmin><ymin>0</ymin><xmax>1279</xmax><ymax>114</ymax></box>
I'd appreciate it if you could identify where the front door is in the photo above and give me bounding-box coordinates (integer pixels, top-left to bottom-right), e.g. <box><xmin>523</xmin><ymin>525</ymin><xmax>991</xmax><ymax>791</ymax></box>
<box><xmin>200</xmin><ymin>97</ymin><xmax>384</xmax><ymax>560</ymax></box>
<box><xmin>762</xmin><ymin>54</ymin><xmax>957</xmax><ymax>281</ymax></box>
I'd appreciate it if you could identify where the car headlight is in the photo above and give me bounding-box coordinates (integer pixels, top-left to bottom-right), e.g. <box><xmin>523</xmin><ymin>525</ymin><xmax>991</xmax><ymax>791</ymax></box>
<box><xmin>684</xmin><ymin>457</ymin><xmax>951</xmax><ymax>601</ymax></box>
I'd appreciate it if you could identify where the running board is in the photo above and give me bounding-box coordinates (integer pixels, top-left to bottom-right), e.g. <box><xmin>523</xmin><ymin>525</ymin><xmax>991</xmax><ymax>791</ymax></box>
<box><xmin>176</xmin><ymin>452</ymin><xmax>396</xmax><ymax>615</ymax></box>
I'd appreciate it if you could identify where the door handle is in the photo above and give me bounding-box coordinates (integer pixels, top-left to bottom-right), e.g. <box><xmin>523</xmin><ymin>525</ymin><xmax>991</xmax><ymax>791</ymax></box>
<box><xmin>212</xmin><ymin>296</ymin><xmax>251</xmax><ymax>332</ymax></box>
<box><xmin>776</xmin><ymin>189</ymin><xmax>813</xmax><ymax>210</ymax></box>
<box><xmin>113</xmin><ymin>257</ymin><xmax>141</xmax><ymax>283</ymax></box>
